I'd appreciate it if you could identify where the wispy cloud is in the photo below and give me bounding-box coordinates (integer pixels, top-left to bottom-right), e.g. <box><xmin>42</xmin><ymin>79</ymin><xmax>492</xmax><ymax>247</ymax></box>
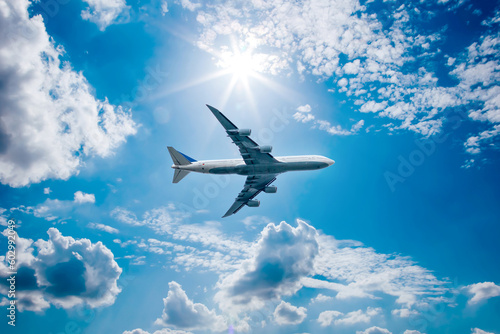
<box><xmin>87</xmin><ymin>222</ymin><xmax>119</xmax><ymax>234</ymax></box>
<box><xmin>294</xmin><ymin>105</ymin><xmax>364</xmax><ymax>136</ymax></box>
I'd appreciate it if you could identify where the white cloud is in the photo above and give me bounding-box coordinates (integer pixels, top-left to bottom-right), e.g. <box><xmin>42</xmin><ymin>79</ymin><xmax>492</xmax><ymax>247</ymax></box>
<box><xmin>464</xmin><ymin>125</ymin><xmax>500</xmax><ymax>155</ymax></box>
<box><xmin>240</xmin><ymin>215</ymin><xmax>273</xmax><ymax>230</ymax></box>
<box><xmin>192</xmin><ymin>0</ymin><xmax>500</xmax><ymax>156</ymax></box>
<box><xmin>311</xmin><ymin>293</ymin><xmax>334</xmax><ymax>303</ymax></box>
<box><xmin>81</xmin><ymin>0</ymin><xmax>130</xmax><ymax>31</ymax></box>
<box><xmin>74</xmin><ymin>191</ymin><xmax>96</xmax><ymax>204</ymax></box>
<box><xmin>293</xmin><ymin>112</ymin><xmax>315</xmax><ymax>123</ymax></box>
<box><xmin>297</xmin><ymin>104</ymin><xmax>312</xmax><ymax>113</ymax></box>
<box><xmin>87</xmin><ymin>222</ymin><xmax>119</xmax><ymax>234</ymax></box>
<box><xmin>335</xmin><ymin>307</ymin><xmax>381</xmax><ymax>326</ymax></box>
<box><xmin>294</xmin><ymin>105</ymin><xmax>364</xmax><ymax>135</ymax></box>
<box><xmin>356</xmin><ymin>327</ymin><xmax>392</xmax><ymax>334</ymax></box>
<box><xmin>317</xmin><ymin>310</ymin><xmax>343</xmax><ymax>327</ymax></box>
<box><xmin>214</xmin><ymin>221</ymin><xmax>318</xmax><ymax>314</ymax></box>
<box><xmin>111</xmin><ymin>205</ymin><xmax>189</xmax><ymax>234</ymax></box>
<box><xmin>109</xmin><ymin>211</ymin><xmax>451</xmax><ymax>329</ymax></box>
<box><xmin>0</xmin><ymin>227</ymin><xmax>122</xmax><ymax>311</ymax></box>
<box><xmin>43</xmin><ymin>187</ymin><xmax>52</xmax><ymax>195</ymax></box>
<box><xmin>360</xmin><ymin>101</ymin><xmax>388</xmax><ymax>113</ymax></box>
<box><xmin>154</xmin><ymin>281</ymin><xmax>226</xmax><ymax>332</ymax></box>
<box><xmin>273</xmin><ymin>300</ymin><xmax>307</xmax><ymax>325</ymax></box>
<box><xmin>112</xmin><ymin>205</ymin><xmax>252</xmax><ymax>273</ymax></box>
<box><xmin>179</xmin><ymin>0</ymin><xmax>201</xmax><ymax>12</ymax></box>
<box><xmin>0</xmin><ymin>0</ymin><xmax>136</xmax><ymax>188</ymax></box>
<box><xmin>309</xmin><ymin>233</ymin><xmax>448</xmax><ymax>307</ymax></box>
<box><xmin>466</xmin><ymin>282</ymin><xmax>500</xmax><ymax>305</ymax></box>
<box><xmin>161</xmin><ymin>0</ymin><xmax>169</xmax><ymax>15</ymax></box>
<box><xmin>404</xmin><ymin>330</ymin><xmax>425</xmax><ymax>334</ymax></box>
<box><xmin>392</xmin><ymin>308</ymin><xmax>419</xmax><ymax>318</ymax></box>
<box><xmin>123</xmin><ymin>329</ymin><xmax>193</xmax><ymax>334</ymax></box>
<box><xmin>471</xmin><ymin>328</ymin><xmax>494</xmax><ymax>334</ymax></box>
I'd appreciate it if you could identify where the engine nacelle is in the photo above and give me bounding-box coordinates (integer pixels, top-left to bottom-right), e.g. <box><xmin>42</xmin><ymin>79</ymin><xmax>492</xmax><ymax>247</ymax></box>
<box><xmin>247</xmin><ymin>200</ymin><xmax>260</xmax><ymax>207</ymax></box>
<box><xmin>259</xmin><ymin>145</ymin><xmax>272</xmax><ymax>153</ymax></box>
<box><xmin>228</xmin><ymin>129</ymin><xmax>251</xmax><ymax>136</ymax></box>
<box><xmin>264</xmin><ymin>186</ymin><xmax>277</xmax><ymax>193</ymax></box>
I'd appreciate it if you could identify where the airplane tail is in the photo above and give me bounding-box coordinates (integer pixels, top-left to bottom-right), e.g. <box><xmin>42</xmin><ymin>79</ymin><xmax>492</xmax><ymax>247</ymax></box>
<box><xmin>167</xmin><ymin>146</ymin><xmax>196</xmax><ymax>166</ymax></box>
<box><xmin>172</xmin><ymin>169</ymin><xmax>190</xmax><ymax>183</ymax></box>
<box><xmin>168</xmin><ymin>146</ymin><xmax>196</xmax><ymax>183</ymax></box>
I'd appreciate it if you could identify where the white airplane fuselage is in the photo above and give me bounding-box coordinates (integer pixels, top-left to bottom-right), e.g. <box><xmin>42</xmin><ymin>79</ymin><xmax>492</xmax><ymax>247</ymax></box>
<box><xmin>172</xmin><ymin>155</ymin><xmax>334</xmax><ymax>176</ymax></box>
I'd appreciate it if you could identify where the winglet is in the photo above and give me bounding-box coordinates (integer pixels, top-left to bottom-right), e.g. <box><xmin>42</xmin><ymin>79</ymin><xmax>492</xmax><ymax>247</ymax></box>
<box><xmin>206</xmin><ymin>105</ymin><xmax>238</xmax><ymax>131</ymax></box>
<box><xmin>222</xmin><ymin>200</ymin><xmax>245</xmax><ymax>218</ymax></box>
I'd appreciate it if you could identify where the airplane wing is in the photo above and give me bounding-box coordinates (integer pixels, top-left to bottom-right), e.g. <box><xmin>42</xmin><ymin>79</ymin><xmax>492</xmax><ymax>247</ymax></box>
<box><xmin>206</xmin><ymin>105</ymin><xmax>278</xmax><ymax>165</ymax></box>
<box><xmin>223</xmin><ymin>174</ymin><xmax>277</xmax><ymax>218</ymax></box>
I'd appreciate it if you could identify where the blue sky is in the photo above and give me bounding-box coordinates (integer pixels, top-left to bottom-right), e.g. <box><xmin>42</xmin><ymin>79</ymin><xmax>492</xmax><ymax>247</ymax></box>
<box><xmin>0</xmin><ymin>0</ymin><xmax>499</xmax><ymax>333</ymax></box>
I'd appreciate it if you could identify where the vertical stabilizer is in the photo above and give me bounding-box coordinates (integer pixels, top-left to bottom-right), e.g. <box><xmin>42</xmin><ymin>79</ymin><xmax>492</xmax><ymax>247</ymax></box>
<box><xmin>167</xmin><ymin>146</ymin><xmax>196</xmax><ymax>166</ymax></box>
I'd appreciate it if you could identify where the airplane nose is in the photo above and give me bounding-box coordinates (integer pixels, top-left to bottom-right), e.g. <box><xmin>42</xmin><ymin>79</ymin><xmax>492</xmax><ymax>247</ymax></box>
<box><xmin>327</xmin><ymin>158</ymin><xmax>335</xmax><ymax>166</ymax></box>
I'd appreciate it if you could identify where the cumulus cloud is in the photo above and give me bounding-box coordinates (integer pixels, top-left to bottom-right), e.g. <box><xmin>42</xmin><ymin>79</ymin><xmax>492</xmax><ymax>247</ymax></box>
<box><xmin>109</xmin><ymin>211</ymin><xmax>451</xmax><ymax>329</ymax></box>
<box><xmin>466</xmin><ymin>282</ymin><xmax>500</xmax><ymax>305</ymax></box>
<box><xmin>317</xmin><ymin>310</ymin><xmax>343</xmax><ymax>327</ymax></box>
<box><xmin>335</xmin><ymin>307</ymin><xmax>381</xmax><ymax>326</ymax></box>
<box><xmin>154</xmin><ymin>281</ymin><xmax>226</xmax><ymax>332</ymax></box>
<box><xmin>81</xmin><ymin>0</ymin><xmax>130</xmax><ymax>30</ymax></box>
<box><xmin>214</xmin><ymin>221</ymin><xmax>318</xmax><ymax>313</ymax></box>
<box><xmin>0</xmin><ymin>227</ymin><xmax>122</xmax><ymax>311</ymax></box>
<box><xmin>392</xmin><ymin>308</ymin><xmax>419</xmax><ymax>318</ymax></box>
<box><xmin>356</xmin><ymin>327</ymin><xmax>392</xmax><ymax>334</ymax></box>
<box><xmin>403</xmin><ymin>330</ymin><xmax>425</xmax><ymax>334</ymax></box>
<box><xmin>311</xmin><ymin>293</ymin><xmax>334</xmax><ymax>303</ymax></box>
<box><xmin>0</xmin><ymin>0</ymin><xmax>136</xmax><ymax>188</ymax></box>
<box><xmin>74</xmin><ymin>191</ymin><xmax>96</xmax><ymax>204</ymax></box>
<box><xmin>297</xmin><ymin>104</ymin><xmax>312</xmax><ymax>113</ymax></box>
<box><xmin>273</xmin><ymin>301</ymin><xmax>307</xmax><ymax>325</ymax></box>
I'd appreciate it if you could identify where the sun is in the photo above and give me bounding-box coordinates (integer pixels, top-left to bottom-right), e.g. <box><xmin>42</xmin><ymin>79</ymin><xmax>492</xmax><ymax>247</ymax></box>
<box><xmin>227</xmin><ymin>52</ymin><xmax>257</xmax><ymax>80</ymax></box>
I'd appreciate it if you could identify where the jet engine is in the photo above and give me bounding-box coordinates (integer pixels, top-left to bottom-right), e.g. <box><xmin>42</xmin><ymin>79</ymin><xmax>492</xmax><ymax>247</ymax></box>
<box><xmin>228</xmin><ymin>129</ymin><xmax>251</xmax><ymax>136</ymax></box>
<box><xmin>247</xmin><ymin>200</ymin><xmax>260</xmax><ymax>207</ymax></box>
<box><xmin>259</xmin><ymin>145</ymin><xmax>272</xmax><ymax>153</ymax></box>
<box><xmin>264</xmin><ymin>186</ymin><xmax>277</xmax><ymax>193</ymax></box>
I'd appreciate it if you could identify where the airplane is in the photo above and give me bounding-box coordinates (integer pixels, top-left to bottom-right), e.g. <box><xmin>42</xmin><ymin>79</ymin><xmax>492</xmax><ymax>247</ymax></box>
<box><xmin>168</xmin><ymin>105</ymin><xmax>335</xmax><ymax>217</ymax></box>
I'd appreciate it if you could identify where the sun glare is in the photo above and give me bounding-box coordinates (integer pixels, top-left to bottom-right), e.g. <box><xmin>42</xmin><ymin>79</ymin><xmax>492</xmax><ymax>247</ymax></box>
<box><xmin>227</xmin><ymin>52</ymin><xmax>256</xmax><ymax>79</ymax></box>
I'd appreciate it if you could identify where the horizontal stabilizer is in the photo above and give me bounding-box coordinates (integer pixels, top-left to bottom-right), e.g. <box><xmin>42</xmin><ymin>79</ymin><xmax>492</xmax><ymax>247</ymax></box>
<box><xmin>173</xmin><ymin>169</ymin><xmax>190</xmax><ymax>183</ymax></box>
